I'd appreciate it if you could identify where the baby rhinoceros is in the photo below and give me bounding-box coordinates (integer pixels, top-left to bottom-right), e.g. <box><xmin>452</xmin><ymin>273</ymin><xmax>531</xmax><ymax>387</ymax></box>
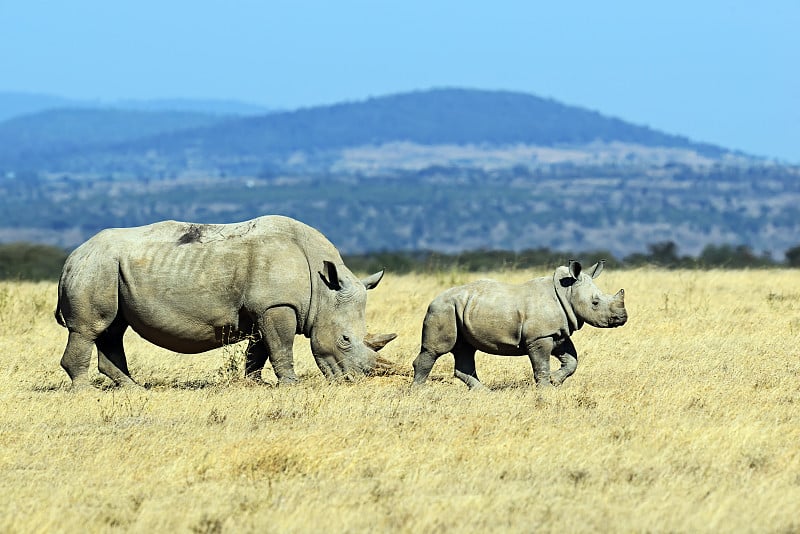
<box><xmin>412</xmin><ymin>260</ymin><xmax>627</xmax><ymax>389</ymax></box>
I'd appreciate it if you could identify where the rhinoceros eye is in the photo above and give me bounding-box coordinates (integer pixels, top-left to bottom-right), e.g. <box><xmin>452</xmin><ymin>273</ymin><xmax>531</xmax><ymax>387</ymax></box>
<box><xmin>338</xmin><ymin>335</ymin><xmax>352</xmax><ymax>348</ymax></box>
<box><xmin>591</xmin><ymin>298</ymin><xmax>600</xmax><ymax>307</ymax></box>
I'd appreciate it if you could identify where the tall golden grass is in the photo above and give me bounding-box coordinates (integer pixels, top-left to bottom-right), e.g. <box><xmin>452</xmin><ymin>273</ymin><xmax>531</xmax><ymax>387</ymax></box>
<box><xmin>1</xmin><ymin>268</ymin><xmax>798</xmax><ymax>532</ymax></box>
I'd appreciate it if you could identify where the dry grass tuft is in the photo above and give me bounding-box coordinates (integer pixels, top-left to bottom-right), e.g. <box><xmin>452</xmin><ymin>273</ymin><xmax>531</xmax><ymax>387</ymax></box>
<box><xmin>370</xmin><ymin>353</ymin><xmax>411</xmax><ymax>377</ymax></box>
<box><xmin>1</xmin><ymin>269</ymin><xmax>800</xmax><ymax>532</ymax></box>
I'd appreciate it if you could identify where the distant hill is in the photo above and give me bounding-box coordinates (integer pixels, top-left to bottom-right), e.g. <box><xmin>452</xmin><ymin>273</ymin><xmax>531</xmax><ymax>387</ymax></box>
<box><xmin>0</xmin><ymin>92</ymin><xmax>75</xmax><ymax>122</ymax></box>
<box><xmin>201</xmin><ymin>87</ymin><xmax>725</xmax><ymax>153</ymax></box>
<box><xmin>105</xmin><ymin>98</ymin><xmax>271</xmax><ymax>116</ymax></box>
<box><xmin>5</xmin><ymin>87</ymin><xmax>792</xmax><ymax>260</ymax></box>
<box><xmin>0</xmin><ymin>88</ymin><xmax>730</xmax><ymax>174</ymax></box>
<box><xmin>0</xmin><ymin>91</ymin><xmax>271</xmax><ymax>121</ymax></box>
<box><xmin>114</xmin><ymin>88</ymin><xmax>730</xmax><ymax>164</ymax></box>
<box><xmin>0</xmin><ymin>108</ymin><xmax>232</xmax><ymax>168</ymax></box>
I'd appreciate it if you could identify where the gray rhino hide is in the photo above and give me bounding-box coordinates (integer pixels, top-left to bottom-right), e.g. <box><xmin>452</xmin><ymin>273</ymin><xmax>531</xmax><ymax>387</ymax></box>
<box><xmin>55</xmin><ymin>215</ymin><xmax>393</xmax><ymax>388</ymax></box>
<box><xmin>411</xmin><ymin>261</ymin><xmax>626</xmax><ymax>389</ymax></box>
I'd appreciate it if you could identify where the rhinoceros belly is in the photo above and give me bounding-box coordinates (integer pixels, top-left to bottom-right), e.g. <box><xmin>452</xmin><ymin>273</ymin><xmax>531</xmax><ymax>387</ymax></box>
<box><xmin>460</xmin><ymin>298</ymin><xmax>528</xmax><ymax>356</ymax></box>
<box><xmin>119</xmin><ymin>295</ymin><xmax>251</xmax><ymax>354</ymax></box>
<box><xmin>116</xmin><ymin>244</ymin><xmax>250</xmax><ymax>354</ymax></box>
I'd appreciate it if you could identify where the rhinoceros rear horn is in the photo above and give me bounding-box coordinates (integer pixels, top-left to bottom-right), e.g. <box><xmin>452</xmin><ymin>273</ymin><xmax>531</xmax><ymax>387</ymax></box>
<box><xmin>364</xmin><ymin>332</ymin><xmax>397</xmax><ymax>352</ymax></box>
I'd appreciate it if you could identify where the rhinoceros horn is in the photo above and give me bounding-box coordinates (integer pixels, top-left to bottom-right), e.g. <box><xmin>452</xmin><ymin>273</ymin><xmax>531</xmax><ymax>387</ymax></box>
<box><xmin>364</xmin><ymin>332</ymin><xmax>397</xmax><ymax>351</ymax></box>
<box><xmin>364</xmin><ymin>333</ymin><xmax>402</xmax><ymax>376</ymax></box>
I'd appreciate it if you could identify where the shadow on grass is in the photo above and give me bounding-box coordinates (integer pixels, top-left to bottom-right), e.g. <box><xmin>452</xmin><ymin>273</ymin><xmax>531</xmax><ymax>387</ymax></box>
<box><xmin>31</xmin><ymin>376</ymin><xmax>234</xmax><ymax>392</ymax></box>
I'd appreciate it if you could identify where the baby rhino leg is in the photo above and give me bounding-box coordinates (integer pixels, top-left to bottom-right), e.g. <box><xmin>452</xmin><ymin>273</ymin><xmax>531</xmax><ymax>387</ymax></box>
<box><xmin>412</xmin><ymin>300</ymin><xmax>458</xmax><ymax>386</ymax></box>
<box><xmin>550</xmin><ymin>337</ymin><xmax>578</xmax><ymax>387</ymax></box>
<box><xmin>526</xmin><ymin>337</ymin><xmax>555</xmax><ymax>388</ymax></box>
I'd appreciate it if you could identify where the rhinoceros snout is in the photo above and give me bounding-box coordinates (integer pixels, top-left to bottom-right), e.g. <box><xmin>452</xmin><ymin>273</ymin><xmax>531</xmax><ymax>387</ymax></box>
<box><xmin>610</xmin><ymin>310</ymin><xmax>628</xmax><ymax>327</ymax></box>
<box><xmin>610</xmin><ymin>289</ymin><xmax>627</xmax><ymax>327</ymax></box>
<box><xmin>315</xmin><ymin>333</ymin><xmax>398</xmax><ymax>381</ymax></box>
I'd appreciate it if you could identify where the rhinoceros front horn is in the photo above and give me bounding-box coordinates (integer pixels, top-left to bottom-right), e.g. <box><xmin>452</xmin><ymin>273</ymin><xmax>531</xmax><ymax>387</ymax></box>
<box><xmin>364</xmin><ymin>333</ymin><xmax>403</xmax><ymax>377</ymax></box>
<box><xmin>364</xmin><ymin>332</ymin><xmax>397</xmax><ymax>352</ymax></box>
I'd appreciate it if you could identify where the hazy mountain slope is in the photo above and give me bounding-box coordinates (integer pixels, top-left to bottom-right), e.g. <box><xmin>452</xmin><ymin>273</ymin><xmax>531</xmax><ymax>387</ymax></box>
<box><xmin>0</xmin><ymin>88</ymin><xmax>730</xmax><ymax>173</ymax></box>
<box><xmin>0</xmin><ymin>92</ymin><xmax>76</xmax><ymax>122</ymax></box>
<box><xmin>110</xmin><ymin>98</ymin><xmax>270</xmax><ymax>115</ymax></box>
<box><xmin>0</xmin><ymin>91</ymin><xmax>270</xmax><ymax>121</ymax></box>
<box><xmin>123</xmin><ymin>88</ymin><xmax>727</xmax><ymax>158</ymax></box>
<box><xmin>0</xmin><ymin>108</ymin><xmax>231</xmax><ymax>167</ymax></box>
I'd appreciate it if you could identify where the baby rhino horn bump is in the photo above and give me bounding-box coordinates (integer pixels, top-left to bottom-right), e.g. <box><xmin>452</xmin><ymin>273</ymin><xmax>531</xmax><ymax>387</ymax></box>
<box><xmin>364</xmin><ymin>332</ymin><xmax>397</xmax><ymax>351</ymax></box>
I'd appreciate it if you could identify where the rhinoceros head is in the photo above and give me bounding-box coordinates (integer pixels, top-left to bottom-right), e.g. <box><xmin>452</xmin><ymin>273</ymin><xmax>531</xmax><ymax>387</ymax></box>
<box><xmin>310</xmin><ymin>261</ymin><xmax>396</xmax><ymax>380</ymax></box>
<box><xmin>555</xmin><ymin>260</ymin><xmax>627</xmax><ymax>330</ymax></box>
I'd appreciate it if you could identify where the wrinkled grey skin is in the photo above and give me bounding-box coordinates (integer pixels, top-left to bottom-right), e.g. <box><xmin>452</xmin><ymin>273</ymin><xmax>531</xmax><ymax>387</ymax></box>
<box><xmin>55</xmin><ymin>215</ymin><xmax>395</xmax><ymax>389</ymax></box>
<box><xmin>412</xmin><ymin>261</ymin><xmax>627</xmax><ymax>389</ymax></box>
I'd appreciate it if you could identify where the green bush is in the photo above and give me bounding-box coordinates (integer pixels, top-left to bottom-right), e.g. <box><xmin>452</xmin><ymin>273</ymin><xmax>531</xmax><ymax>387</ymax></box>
<box><xmin>0</xmin><ymin>242</ymin><xmax>68</xmax><ymax>280</ymax></box>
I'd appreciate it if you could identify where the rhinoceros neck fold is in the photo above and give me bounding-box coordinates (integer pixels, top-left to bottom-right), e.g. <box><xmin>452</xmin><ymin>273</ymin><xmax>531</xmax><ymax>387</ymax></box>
<box><xmin>297</xmin><ymin>225</ymin><xmax>317</xmax><ymax>338</ymax></box>
<box><xmin>553</xmin><ymin>273</ymin><xmax>581</xmax><ymax>334</ymax></box>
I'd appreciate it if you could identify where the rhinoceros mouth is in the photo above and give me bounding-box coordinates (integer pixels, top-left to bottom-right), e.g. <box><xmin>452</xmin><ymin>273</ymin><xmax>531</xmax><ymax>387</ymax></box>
<box><xmin>315</xmin><ymin>333</ymin><xmax>399</xmax><ymax>380</ymax></box>
<box><xmin>609</xmin><ymin>313</ymin><xmax>628</xmax><ymax>327</ymax></box>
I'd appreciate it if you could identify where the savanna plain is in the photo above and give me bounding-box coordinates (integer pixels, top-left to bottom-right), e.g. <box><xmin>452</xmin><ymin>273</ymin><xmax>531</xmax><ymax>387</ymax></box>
<box><xmin>1</xmin><ymin>268</ymin><xmax>799</xmax><ymax>533</ymax></box>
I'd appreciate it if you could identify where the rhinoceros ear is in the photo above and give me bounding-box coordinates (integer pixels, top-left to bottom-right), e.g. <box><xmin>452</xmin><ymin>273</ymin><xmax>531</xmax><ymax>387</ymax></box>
<box><xmin>588</xmin><ymin>260</ymin><xmax>605</xmax><ymax>279</ymax></box>
<box><xmin>361</xmin><ymin>269</ymin><xmax>384</xmax><ymax>290</ymax></box>
<box><xmin>319</xmin><ymin>261</ymin><xmax>342</xmax><ymax>290</ymax></box>
<box><xmin>568</xmin><ymin>260</ymin><xmax>582</xmax><ymax>280</ymax></box>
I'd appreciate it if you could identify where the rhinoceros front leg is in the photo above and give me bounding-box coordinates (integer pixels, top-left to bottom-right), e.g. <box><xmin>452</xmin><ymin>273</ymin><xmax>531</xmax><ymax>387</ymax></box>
<box><xmin>95</xmin><ymin>333</ymin><xmax>139</xmax><ymax>387</ymax></box>
<box><xmin>412</xmin><ymin>301</ymin><xmax>458</xmax><ymax>387</ymax></box>
<box><xmin>526</xmin><ymin>337</ymin><xmax>555</xmax><ymax>388</ymax></box>
<box><xmin>96</xmin><ymin>321</ymin><xmax>139</xmax><ymax>388</ymax></box>
<box><xmin>550</xmin><ymin>337</ymin><xmax>578</xmax><ymax>387</ymax></box>
<box><xmin>258</xmin><ymin>306</ymin><xmax>299</xmax><ymax>384</ymax></box>
<box><xmin>244</xmin><ymin>340</ymin><xmax>268</xmax><ymax>382</ymax></box>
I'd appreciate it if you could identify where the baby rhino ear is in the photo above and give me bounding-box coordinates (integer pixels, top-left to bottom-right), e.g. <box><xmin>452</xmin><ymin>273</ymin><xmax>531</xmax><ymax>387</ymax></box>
<box><xmin>588</xmin><ymin>260</ymin><xmax>606</xmax><ymax>279</ymax></box>
<box><xmin>568</xmin><ymin>260</ymin><xmax>583</xmax><ymax>280</ymax></box>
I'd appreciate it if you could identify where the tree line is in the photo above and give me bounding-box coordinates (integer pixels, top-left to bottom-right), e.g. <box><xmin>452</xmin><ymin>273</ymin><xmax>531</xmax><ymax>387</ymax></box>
<box><xmin>4</xmin><ymin>241</ymin><xmax>800</xmax><ymax>281</ymax></box>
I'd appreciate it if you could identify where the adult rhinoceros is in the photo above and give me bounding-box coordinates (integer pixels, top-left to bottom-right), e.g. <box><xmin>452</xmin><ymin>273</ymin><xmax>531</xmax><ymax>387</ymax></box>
<box><xmin>54</xmin><ymin>215</ymin><xmax>396</xmax><ymax>388</ymax></box>
<box><xmin>412</xmin><ymin>261</ymin><xmax>627</xmax><ymax>389</ymax></box>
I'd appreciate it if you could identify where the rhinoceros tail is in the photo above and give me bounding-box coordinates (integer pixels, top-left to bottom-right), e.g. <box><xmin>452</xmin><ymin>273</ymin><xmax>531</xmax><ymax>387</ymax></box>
<box><xmin>54</xmin><ymin>307</ymin><xmax>66</xmax><ymax>327</ymax></box>
<box><xmin>54</xmin><ymin>273</ymin><xmax>67</xmax><ymax>328</ymax></box>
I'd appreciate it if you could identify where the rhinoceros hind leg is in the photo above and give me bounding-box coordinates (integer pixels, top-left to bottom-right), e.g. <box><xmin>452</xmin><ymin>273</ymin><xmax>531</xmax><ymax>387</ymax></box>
<box><xmin>96</xmin><ymin>320</ymin><xmax>138</xmax><ymax>388</ymax></box>
<box><xmin>61</xmin><ymin>331</ymin><xmax>96</xmax><ymax>389</ymax></box>
<box><xmin>453</xmin><ymin>341</ymin><xmax>484</xmax><ymax>390</ymax></box>
<box><xmin>550</xmin><ymin>338</ymin><xmax>578</xmax><ymax>387</ymax></box>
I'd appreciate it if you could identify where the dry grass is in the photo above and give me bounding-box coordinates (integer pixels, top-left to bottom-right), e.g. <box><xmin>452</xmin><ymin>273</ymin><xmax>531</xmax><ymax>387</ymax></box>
<box><xmin>1</xmin><ymin>268</ymin><xmax>799</xmax><ymax>533</ymax></box>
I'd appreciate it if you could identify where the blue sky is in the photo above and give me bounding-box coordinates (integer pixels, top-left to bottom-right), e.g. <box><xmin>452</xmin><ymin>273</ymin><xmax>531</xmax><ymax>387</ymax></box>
<box><xmin>1</xmin><ymin>1</ymin><xmax>798</xmax><ymax>161</ymax></box>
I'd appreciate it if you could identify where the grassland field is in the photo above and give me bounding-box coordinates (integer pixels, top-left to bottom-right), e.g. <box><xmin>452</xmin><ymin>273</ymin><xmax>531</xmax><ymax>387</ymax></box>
<box><xmin>1</xmin><ymin>268</ymin><xmax>799</xmax><ymax>533</ymax></box>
